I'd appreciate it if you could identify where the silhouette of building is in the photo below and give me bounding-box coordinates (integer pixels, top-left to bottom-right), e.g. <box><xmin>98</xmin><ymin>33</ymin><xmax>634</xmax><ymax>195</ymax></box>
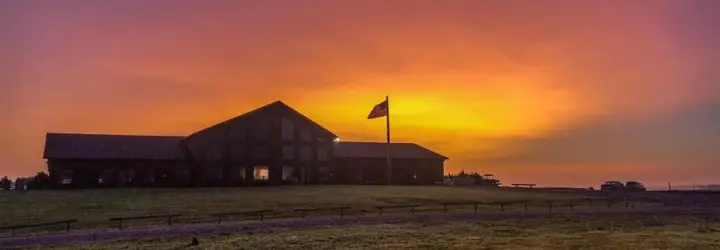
<box><xmin>43</xmin><ymin>101</ymin><xmax>447</xmax><ymax>188</ymax></box>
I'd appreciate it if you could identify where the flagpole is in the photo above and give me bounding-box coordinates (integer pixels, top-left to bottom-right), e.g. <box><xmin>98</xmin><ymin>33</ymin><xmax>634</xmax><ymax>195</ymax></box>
<box><xmin>386</xmin><ymin>95</ymin><xmax>392</xmax><ymax>185</ymax></box>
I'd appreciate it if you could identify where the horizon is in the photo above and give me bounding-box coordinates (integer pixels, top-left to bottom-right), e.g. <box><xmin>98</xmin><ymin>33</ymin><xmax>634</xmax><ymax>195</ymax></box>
<box><xmin>2</xmin><ymin>0</ymin><xmax>719</xmax><ymax>187</ymax></box>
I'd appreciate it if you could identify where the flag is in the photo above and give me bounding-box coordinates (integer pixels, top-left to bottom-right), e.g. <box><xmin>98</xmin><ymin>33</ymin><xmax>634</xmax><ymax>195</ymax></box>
<box><xmin>367</xmin><ymin>100</ymin><xmax>388</xmax><ymax>119</ymax></box>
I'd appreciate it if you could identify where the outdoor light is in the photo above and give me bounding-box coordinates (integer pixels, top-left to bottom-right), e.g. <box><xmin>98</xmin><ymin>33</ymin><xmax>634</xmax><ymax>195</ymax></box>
<box><xmin>333</xmin><ymin>137</ymin><xmax>340</xmax><ymax>142</ymax></box>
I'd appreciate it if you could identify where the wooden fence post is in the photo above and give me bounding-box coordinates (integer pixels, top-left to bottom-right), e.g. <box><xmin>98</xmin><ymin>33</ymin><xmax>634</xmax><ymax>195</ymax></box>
<box><xmin>548</xmin><ymin>201</ymin><xmax>553</xmax><ymax>215</ymax></box>
<box><xmin>474</xmin><ymin>203</ymin><xmax>478</xmax><ymax>214</ymax></box>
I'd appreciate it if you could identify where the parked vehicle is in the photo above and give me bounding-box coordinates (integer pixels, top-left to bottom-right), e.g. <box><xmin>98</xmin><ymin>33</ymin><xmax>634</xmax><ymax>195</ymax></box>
<box><xmin>625</xmin><ymin>181</ymin><xmax>646</xmax><ymax>192</ymax></box>
<box><xmin>600</xmin><ymin>181</ymin><xmax>624</xmax><ymax>191</ymax></box>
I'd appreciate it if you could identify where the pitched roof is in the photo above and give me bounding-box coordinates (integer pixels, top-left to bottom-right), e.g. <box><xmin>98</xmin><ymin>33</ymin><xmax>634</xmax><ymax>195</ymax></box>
<box><xmin>43</xmin><ymin>133</ymin><xmax>185</xmax><ymax>160</ymax></box>
<box><xmin>334</xmin><ymin>142</ymin><xmax>448</xmax><ymax>160</ymax></box>
<box><xmin>185</xmin><ymin>101</ymin><xmax>337</xmax><ymax>141</ymax></box>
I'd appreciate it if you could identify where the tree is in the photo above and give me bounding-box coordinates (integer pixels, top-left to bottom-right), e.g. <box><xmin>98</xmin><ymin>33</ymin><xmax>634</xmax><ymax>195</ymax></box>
<box><xmin>14</xmin><ymin>177</ymin><xmax>26</xmax><ymax>190</ymax></box>
<box><xmin>27</xmin><ymin>172</ymin><xmax>52</xmax><ymax>190</ymax></box>
<box><xmin>0</xmin><ymin>176</ymin><xmax>11</xmax><ymax>190</ymax></box>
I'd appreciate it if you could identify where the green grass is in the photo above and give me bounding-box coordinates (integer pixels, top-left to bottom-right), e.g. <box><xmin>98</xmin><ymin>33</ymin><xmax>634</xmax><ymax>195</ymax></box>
<box><xmin>25</xmin><ymin>214</ymin><xmax>720</xmax><ymax>249</ymax></box>
<box><xmin>0</xmin><ymin>186</ymin><xmax>591</xmax><ymax>231</ymax></box>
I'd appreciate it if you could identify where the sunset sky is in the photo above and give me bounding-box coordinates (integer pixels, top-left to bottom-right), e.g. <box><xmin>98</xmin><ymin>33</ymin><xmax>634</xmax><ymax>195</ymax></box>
<box><xmin>2</xmin><ymin>0</ymin><xmax>719</xmax><ymax>187</ymax></box>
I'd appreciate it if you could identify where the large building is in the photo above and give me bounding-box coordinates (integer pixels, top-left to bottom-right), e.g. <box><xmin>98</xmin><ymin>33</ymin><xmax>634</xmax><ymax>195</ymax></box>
<box><xmin>42</xmin><ymin>101</ymin><xmax>448</xmax><ymax>188</ymax></box>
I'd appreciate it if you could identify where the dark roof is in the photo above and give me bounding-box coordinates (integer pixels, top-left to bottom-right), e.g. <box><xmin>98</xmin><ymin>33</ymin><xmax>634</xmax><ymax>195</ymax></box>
<box><xmin>43</xmin><ymin>134</ymin><xmax>448</xmax><ymax>161</ymax></box>
<box><xmin>334</xmin><ymin>142</ymin><xmax>448</xmax><ymax>160</ymax></box>
<box><xmin>43</xmin><ymin>133</ymin><xmax>185</xmax><ymax>160</ymax></box>
<box><xmin>185</xmin><ymin>101</ymin><xmax>338</xmax><ymax>141</ymax></box>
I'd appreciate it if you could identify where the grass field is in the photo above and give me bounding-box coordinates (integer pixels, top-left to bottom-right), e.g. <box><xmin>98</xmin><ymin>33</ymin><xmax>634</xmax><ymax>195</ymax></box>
<box><xmin>0</xmin><ymin>186</ymin><xmax>593</xmax><ymax>231</ymax></box>
<box><xmin>24</xmin><ymin>214</ymin><xmax>720</xmax><ymax>249</ymax></box>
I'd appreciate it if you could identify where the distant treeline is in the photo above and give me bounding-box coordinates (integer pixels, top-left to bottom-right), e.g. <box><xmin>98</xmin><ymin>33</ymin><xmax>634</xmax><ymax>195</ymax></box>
<box><xmin>0</xmin><ymin>172</ymin><xmax>52</xmax><ymax>191</ymax></box>
<box><xmin>444</xmin><ymin>170</ymin><xmax>501</xmax><ymax>186</ymax></box>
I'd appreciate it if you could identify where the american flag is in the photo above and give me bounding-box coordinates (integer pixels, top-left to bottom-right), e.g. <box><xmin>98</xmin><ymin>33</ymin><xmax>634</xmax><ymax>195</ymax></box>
<box><xmin>367</xmin><ymin>100</ymin><xmax>388</xmax><ymax>119</ymax></box>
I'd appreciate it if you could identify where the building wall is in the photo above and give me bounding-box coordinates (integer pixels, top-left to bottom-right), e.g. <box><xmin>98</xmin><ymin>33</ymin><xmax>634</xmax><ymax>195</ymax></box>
<box><xmin>181</xmin><ymin>106</ymin><xmax>335</xmax><ymax>186</ymax></box>
<box><xmin>331</xmin><ymin>158</ymin><xmax>444</xmax><ymax>185</ymax></box>
<box><xmin>47</xmin><ymin>159</ymin><xmax>190</xmax><ymax>188</ymax></box>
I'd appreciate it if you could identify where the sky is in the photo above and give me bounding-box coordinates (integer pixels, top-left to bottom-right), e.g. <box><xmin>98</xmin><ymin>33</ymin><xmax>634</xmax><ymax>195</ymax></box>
<box><xmin>1</xmin><ymin>0</ymin><xmax>719</xmax><ymax>187</ymax></box>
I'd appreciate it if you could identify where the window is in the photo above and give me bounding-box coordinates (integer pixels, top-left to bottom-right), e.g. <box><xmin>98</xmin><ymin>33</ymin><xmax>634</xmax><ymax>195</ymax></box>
<box><xmin>318</xmin><ymin>165</ymin><xmax>330</xmax><ymax>181</ymax></box>
<box><xmin>253</xmin><ymin>146</ymin><xmax>269</xmax><ymax>160</ymax></box>
<box><xmin>230</xmin><ymin>145</ymin><xmax>246</xmax><ymax>160</ymax></box>
<box><xmin>238</xmin><ymin>167</ymin><xmax>246</xmax><ymax>180</ymax></box>
<box><xmin>281</xmin><ymin>118</ymin><xmax>294</xmax><ymax>141</ymax></box>
<box><xmin>60</xmin><ymin>170</ymin><xmax>73</xmax><ymax>184</ymax></box>
<box><xmin>229</xmin><ymin>126</ymin><xmax>246</xmax><ymax>140</ymax></box>
<box><xmin>147</xmin><ymin>169</ymin><xmax>155</xmax><ymax>183</ymax></box>
<box><xmin>255</xmin><ymin>119</ymin><xmax>269</xmax><ymax>140</ymax></box>
<box><xmin>300</xmin><ymin>129</ymin><xmax>311</xmax><ymax>142</ymax></box>
<box><xmin>282</xmin><ymin>165</ymin><xmax>296</xmax><ymax>182</ymax></box>
<box><xmin>282</xmin><ymin>146</ymin><xmax>294</xmax><ymax>160</ymax></box>
<box><xmin>317</xmin><ymin>147</ymin><xmax>328</xmax><ymax>161</ymax></box>
<box><xmin>206</xmin><ymin>146</ymin><xmax>222</xmax><ymax>162</ymax></box>
<box><xmin>300</xmin><ymin>147</ymin><xmax>312</xmax><ymax>161</ymax></box>
<box><xmin>253</xmin><ymin>165</ymin><xmax>269</xmax><ymax>180</ymax></box>
<box><xmin>127</xmin><ymin>170</ymin><xmax>135</xmax><ymax>183</ymax></box>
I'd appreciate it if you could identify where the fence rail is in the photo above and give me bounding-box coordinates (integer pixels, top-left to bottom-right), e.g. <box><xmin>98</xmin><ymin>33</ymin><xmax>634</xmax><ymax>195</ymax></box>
<box><xmin>294</xmin><ymin>206</ymin><xmax>350</xmax><ymax>218</ymax></box>
<box><xmin>0</xmin><ymin>219</ymin><xmax>78</xmax><ymax>235</ymax></box>
<box><xmin>374</xmin><ymin>204</ymin><xmax>420</xmax><ymax>215</ymax></box>
<box><xmin>209</xmin><ymin>209</ymin><xmax>273</xmax><ymax>225</ymax></box>
<box><xmin>108</xmin><ymin>214</ymin><xmax>181</xmax><ymax>229</ymax></box>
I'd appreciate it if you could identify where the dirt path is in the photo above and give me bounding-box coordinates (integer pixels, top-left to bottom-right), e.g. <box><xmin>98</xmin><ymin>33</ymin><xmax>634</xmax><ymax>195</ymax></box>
<box><xmin>1</xmin><ymin>206</ymin><xmax>717</xmax><ymax>248</ymax></box>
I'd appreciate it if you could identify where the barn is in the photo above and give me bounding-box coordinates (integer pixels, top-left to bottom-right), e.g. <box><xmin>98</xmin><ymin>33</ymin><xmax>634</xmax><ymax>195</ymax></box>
<box><xmin>43</xmin><ymin>101</ymin><xmax>447</xmax><ymax>188</ymax></box>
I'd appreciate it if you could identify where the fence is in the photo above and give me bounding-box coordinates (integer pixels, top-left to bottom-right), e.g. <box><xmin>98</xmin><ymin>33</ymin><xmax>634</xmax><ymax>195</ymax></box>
<box><xmin>0</xmin><ymin>195</ymin><xmax>716</xmax><ymax>237</ymax></box>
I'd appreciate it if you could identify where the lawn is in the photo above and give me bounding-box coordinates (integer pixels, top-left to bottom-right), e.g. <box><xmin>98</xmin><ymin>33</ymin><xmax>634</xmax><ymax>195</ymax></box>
<box><xmin>0</xmin><ymin>186</ymin><xmax>592</xmax><ymax>230</ymax></box>
<box><xmin>25</xmin><ymin>214</ymin><xmax>720</xmax><ymax>249</ymax></box>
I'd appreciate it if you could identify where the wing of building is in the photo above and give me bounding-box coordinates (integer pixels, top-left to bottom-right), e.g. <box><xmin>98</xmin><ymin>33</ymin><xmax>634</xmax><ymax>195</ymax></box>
<box><xmin>43</xmin><ymin>101</ymin><xmax>448</xmax><ymax>188</ymax></box>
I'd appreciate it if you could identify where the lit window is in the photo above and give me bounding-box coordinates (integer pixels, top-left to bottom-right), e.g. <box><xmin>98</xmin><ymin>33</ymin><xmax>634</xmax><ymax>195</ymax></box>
<box><xmin>253</xmin><ymin>165</ymin><xmax>269</xmax><ymax>180</ymax></box>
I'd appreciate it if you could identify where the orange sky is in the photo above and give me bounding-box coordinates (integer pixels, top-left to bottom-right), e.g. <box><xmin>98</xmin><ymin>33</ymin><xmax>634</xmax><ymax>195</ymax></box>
<box><xmin>2</xmin><ymin>1</ymin><xmax>720</xmax><ymax>187</ymax></box>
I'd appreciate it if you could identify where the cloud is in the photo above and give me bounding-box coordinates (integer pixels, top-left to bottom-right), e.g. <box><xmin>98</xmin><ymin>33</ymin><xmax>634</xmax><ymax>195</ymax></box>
<box><xmin>467</xmin><ymin>101</ymin><xmax>720</xmax><ymax>183</ymax></box>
